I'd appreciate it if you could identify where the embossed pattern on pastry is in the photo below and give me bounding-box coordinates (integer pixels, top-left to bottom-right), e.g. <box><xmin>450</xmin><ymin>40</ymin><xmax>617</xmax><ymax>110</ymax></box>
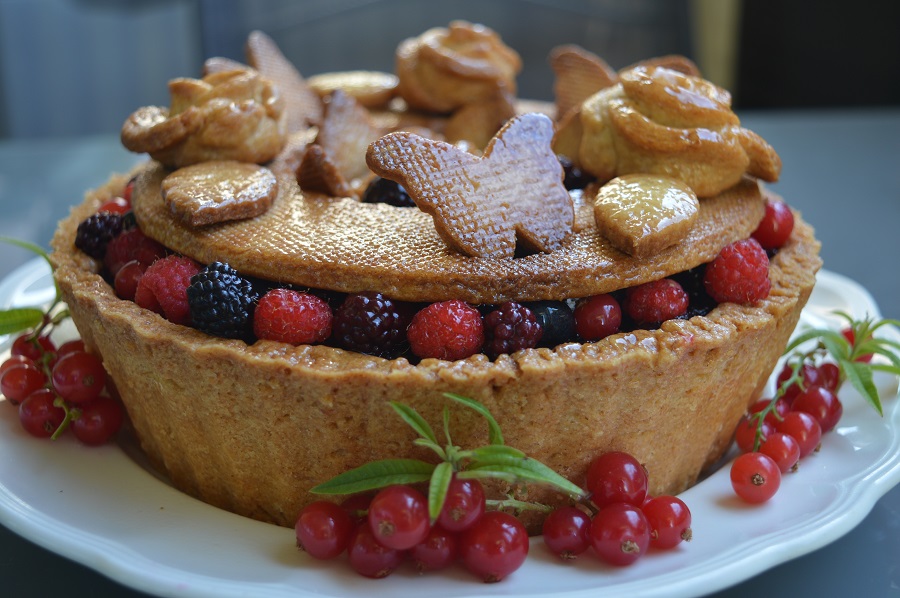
<box><xmin>366</xmin><ymin>113</ymin><xmax>573</xmax><ymax>258</ymax></box>
<box><xmin>558</xmin><ymin>65</ymin><xmax>781</xmax><ymax>197</ymax></box>
<box><xmin>395</xmin><ymin>20</ymin><xmax>521</xmax><ymax>114</ymax></box>
<box><xmin>121</xmin><ymin>69</ymin><xmax>287</xmax><ymax>168</ymax></box>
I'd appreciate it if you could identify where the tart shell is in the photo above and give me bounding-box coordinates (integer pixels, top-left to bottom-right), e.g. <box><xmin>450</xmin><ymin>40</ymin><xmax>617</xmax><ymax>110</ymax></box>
<box><xmin>51</xmin><ymin>172</ymin><xmax>821</xmax><ymax>532</ymax></box>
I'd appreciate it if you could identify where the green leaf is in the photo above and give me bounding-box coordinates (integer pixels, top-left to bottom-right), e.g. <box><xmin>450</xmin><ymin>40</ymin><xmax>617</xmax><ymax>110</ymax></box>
<box><xmin>310</xmin><ymin>458</ymin><xmax>435</xmax><ymax>495</ymax></box>
<box><xmin>840</xmin><ymin>358</ymin><xmax>883</xmax><ymax>416</ymax></box>
<box><xmin>0</xmin><ymin>307</ymin><xmax>45</xmax><ymax>335</ymax></box>
<box><xmin>443</xmin><ymin>393</ymin><xmax>504</xmax><ymax>445</ymax></box>
<box><xmin>390</xmin><ymin>402</ymin><xmax>438</xmax><ymax>445</ymax></box>
<box><xmin>468</xmin><ymin>444</ymin><xmax>526</xmax><ymax>460</ymax></box>
<box><xmin>428</xmin><ymin>461</ymin><xmax>454</xmax><ymax>523</ymax></box>
<box><xmin>461</xmin><ymin>451</ymin><xmax>586</xmax><ymax>499</ymax></box>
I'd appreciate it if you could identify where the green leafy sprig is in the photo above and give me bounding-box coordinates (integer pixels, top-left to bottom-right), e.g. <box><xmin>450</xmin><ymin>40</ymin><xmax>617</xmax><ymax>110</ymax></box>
<box><xmin>0</xmin><ymin>237</ymin><xmax>69</xmax><ymax>340</ymax></box>
<box><xmin>748</xmin><ymin>311</ymin><xmax>900</xmax><ymax>450</ymax></box>
<box><xmin>311</xmin><ymin>393</ymin><xmax>587</xmax><ymax>522</ymax></box>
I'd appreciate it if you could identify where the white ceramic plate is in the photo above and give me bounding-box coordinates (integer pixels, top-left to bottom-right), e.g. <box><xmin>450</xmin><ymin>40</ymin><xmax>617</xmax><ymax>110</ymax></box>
<box><xmin>0</xmin><ymin>259</ymin><xmax>898</xmax><ymax>598</ymax></box>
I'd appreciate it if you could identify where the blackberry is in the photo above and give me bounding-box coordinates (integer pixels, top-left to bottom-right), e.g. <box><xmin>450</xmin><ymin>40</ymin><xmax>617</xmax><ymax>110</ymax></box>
<box><xmin>331</xmin><ymin>292</ymin><xmax>411</xmax><ymax>358</ymax></box>
<box><xmin>361</xmin><ymin>177</ymin><xmax>416</xmax><ymax>208</ymax></box>
<box><xmin>557</xmin><ymin>155</ymin><xmax>595</xmax><ymax>190</ymax></box>
<box><xmin>74</xmin><ymin>212</ymin><xmax>125</xmax><ymax>260</ymax></box>
<box><xmin>483</xmin><ymin>302</ymin><xmax>542</xmax><ymax>358</ymax></box>
<box><xmin>187</xmin><ymin>262</ymin><xmax>258</xmax><ymax>340</ymax></box>
<box><xmin>671</xmin><ymin>266</ymin><xmax>716</xmax><ymax>318</ymax></box>
<box><xmin>526</xmin><ymin>300</ymin><xmax>577</xmax><ymax>347</ymax></box>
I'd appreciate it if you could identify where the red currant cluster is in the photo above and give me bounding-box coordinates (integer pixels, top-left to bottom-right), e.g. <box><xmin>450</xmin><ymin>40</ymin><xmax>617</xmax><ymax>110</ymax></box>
<box><xmin>729</xmin><ymin>321</ymin><xmax>879</xmax><ymax>504</ymax></box>
<box><xmin>543</xmin><ymin>451</ymin><xmax>691</xmax><ymax>566</ymax></box>
<box><xmin>296</xmin><ymin>478</ymin><xmax>529</xmax><ymax>582</ymax></box>
<box><xmin>1</xmin><ymin>332</ymin><xmax>123</xmax><ymax>445</ymax></box>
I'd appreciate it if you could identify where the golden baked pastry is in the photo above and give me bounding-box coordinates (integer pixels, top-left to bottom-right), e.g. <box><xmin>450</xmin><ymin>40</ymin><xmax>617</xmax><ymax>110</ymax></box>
<box><xmin>395</xmin><ymin>21</ymin><xmax>521</xmax><ymax>114</ymax></box>
<box><xmin>307</xmin><ymin>70</ymin><xmax>399</xmax><ymax>109</ymax></box>
<box><xmin>555</xmin><ymin>65</ymin><xmax>781</xmax><ymax>197</ymax></box>
<box><xmin>121</xmin><ymin>69</ymin><xmax>287</xmax><ymax>168</ymax></box>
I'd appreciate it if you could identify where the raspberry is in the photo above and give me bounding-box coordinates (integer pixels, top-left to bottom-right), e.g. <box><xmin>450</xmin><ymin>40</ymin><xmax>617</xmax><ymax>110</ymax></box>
<box><xmin>624</xmin><ymin>279</ymin><xmax>689</xmax><ymax>326</ymax></box>
<box><xmin>103</xmin><ymin>228</ymin><xmax>167</xmax><ymax>277</ymax></box>
<box><xmin>704</xmin><ymin>238</ymin><xmax>771</xmax><ymax>304</ymax></box>
<box><xmin>75</xmin><ymin>212</ymin><xmax>125</xmax><ymax>260</ymax></box>
<box><xmin>134</xmin><ymin>255</ymin><xmax>201</xmax><ymax>325</ymax></box>
<box><xmin>254</xmin><ymin>288</ymin><xmax>333</xmax><ymax>345</ymax></box>
<box><xmin>187</xmin><ymin>262</ymin><xmax>259</xmax><ymax>339</ymax></box>
<box><xmin>407</xmin><ymin>300</ymin><xmax>484</xmax><ymax>361</ymax></box>
<box><xmin>483</xmin><ymin>302</ymin><xmax>542</xmax><ymax>358</ymax></box>
<box><xmin>331</xmin><ymin>292</ymin><xmax>411</xmax><ymax>358</ymax></box>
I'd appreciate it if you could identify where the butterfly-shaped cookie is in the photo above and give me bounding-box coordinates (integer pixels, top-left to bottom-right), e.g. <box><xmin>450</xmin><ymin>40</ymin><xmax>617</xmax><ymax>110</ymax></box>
<box><xmin>366</xmin><ymin>112</ymin><xmax>573</xmax><ymax>259</ymax></box>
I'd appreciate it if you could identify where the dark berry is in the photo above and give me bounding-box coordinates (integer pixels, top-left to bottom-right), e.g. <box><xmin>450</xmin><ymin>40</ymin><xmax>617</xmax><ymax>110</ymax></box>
<box><xmin>557</xmin><ymin>155</ymin><xmax>595</xmax><ymax>190</ymax></box>
<box><xmin>526</xmin><ymin>300</ymin><xmax>577</xmax><ymax>347</ymax></box>
<box><xmin>483</xmin><ymin>301</ymin><xmax>542</xmax><ymax>358</ymax></box>
<box><xmin>187</xmin><ymin>262</ymin><xmax>258</xmax><ymax>340</ymax></box>
<box><xmin>670</xmin><ymin>266</ymin><xmax>716</xmax><ymax>318</ymax></box>
<box><xmin>361</xmin><ymin>176</ymin><xmax>415</xmax><ymax>208</ymax></box>
<box><xmin>331</xmin><ymin>292</ymin><xmax>411</xmax><ymax>358</ymax></box>
<box><xmin>704</xmin><ymin>238</ymin><xmax>771</xmax><ymax>304</ymax></box>
<box><xmin>75</xmin><ymin>212</ymin><xmax>125</xmax><ymax>260</ymax></box>
<box><xmin>623</xmin><ymin>278</ymin><xmax>689</xmax><ymax>327</ymax></box>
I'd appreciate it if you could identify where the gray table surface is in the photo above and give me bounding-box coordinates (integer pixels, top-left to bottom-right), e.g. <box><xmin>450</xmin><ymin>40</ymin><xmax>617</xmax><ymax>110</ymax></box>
<box><xmin>1</xmin><ymin>109</ymin><xmax>899</xmax><ymax>596</ymax></box>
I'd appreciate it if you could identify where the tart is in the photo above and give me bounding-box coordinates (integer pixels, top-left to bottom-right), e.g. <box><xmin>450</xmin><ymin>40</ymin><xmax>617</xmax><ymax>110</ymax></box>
<box><xmin>50</xmin><ymin>25</ymin><xmax>821</xmax><ymax>531</ymax></box>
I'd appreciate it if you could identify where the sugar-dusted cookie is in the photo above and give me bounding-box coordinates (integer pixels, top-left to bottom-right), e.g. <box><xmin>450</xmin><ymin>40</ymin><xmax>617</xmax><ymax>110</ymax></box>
<box><xmin>366</xmin><ymin>112</ymin><xmax>573</xmax><ymax>259</ymax></box>
<box><xmin>161</xmin><ymin>160</ymin><xmax>278</xmax><ymax>227</ymax></box>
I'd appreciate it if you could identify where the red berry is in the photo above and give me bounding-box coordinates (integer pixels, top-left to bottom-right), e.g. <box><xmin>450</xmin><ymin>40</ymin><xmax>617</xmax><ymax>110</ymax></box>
<box><xmin>347</xmin><ymin>523</ymin><xmax>405</xmax><ymax>578</ymax></box>
<box><xmin>51</xmin><ymin>351</ymin><xmax>106</xmax><ymax>404</ymax></box>
<box><xmin>1</xmin><ymin>355</ymin><xmax>37</xmax><ymax>378</ymax></box>
<box><xmin>776</xmin><ymin>361</ymin><xmax>823</xmax><ymax>404</ymax></box>
<box><xmin>730</xmin><ymin>452</ymin><xmax>781</xmax><ymax>503</ymax></box>
<box><xmin>97</xmin><ymin>197</ymin><xmax>131</xmax><ymax>215</ymax></box>
<box><xmin>103</xmin><ymin>228</ymin><xmax>166</xmax><ymax>277</ymax></box>
<box><xmin>1</xmin><ymin>363</ymin><xmax>48</xmax><ymax>404</ymax></box>
<box><xmin>367</xmin><ymin>485</ymin><xmax>430</xmax><ymax>550</ymax></box>
<box><xmin>410</xmin><ymin>526</ymin><xmax>458</xmax><ymax>572</ymax></box>
<box><xmin>775</xmin><ymin>411</ymin><xmax>822</xmax><ymax>458</ymax></box>
<box><xmin>459</xmin><ymin>511</ymin><xmax>529</xmax><ymax>582</ymax></box>
<box><xmin>573</xmin><ymin>294</ymin><xmax>621</xmax><ymax>341</ymax></box>
<box><xmin>817</xmin><ymin>362</ymin><xmax>841</xmax><ymax>392</ymax></box>
<box><xmin>436</xmin><ymin>477</ymin><xmax>485</xmax><ymax>533</ymax></box>
<box><xmin>483</xmin><ymin>301</ymin><xmax>543</xmax><ymax>358</ymax></box>
<box><xmin>134</xmin><ymin>255</ymin><xmax>201</xmax><ymax>325</ymax></box>
<box><xmin>842</xmin><ymin>327</ymin><xmax>874</xmax><ymax>363</ymax></box>
<box><xmin>71</xmin><ymin>396</ymin><xmax>124</xmax><ymax>445</ymax></box>
<box><xmin>748</xmin><ymin>397</ymin><xmax>791</xmax><ymax>427</ymax></box>
<box><xmin>407</xmin><ymin>300</ymin><xmax>485</xmax><ymax>361</ymax></box>
<box><xmin>11</xmin><ymin>334</ymin><xmax>56</xmax><ymax>362</ymax></box>
<box><xmin>294</xmin><ymin>501</ymin><xmax>354</xmax><ymax>560</ymax></box>
<box><xmin>254</xmin><ymin>289</ymin><xmax>333</xmax><ymax>345</ymax></box>
<box><xmin>703</xmin><ymin>238</ymin><xmax>771</xmax><ymax>304</ymax></box>
<box><xmin>734</xmin><ymin>416</ymin><xmax>773</xmax><ymax>453</ymax></box>
<box><xmin>114</xmin><ymin>260</ymin><xmax>144</xmax><ymax>301</ymax></box>
<box><xmin>623</xmin><ymin>279</ymin><xmax>689</xmax><ymax>325</ymax></box>
<box><xmin>751</xmin><ymin>198</ymin><xmax>794</xmax><ymax>249</ymax></box>
<box><xmin>340</xmin><ymin>493</ymin><xmax>374</xmax><ymax>525</ymax></box>
<box><xmin>18</xmin><ymin>389</ymin><xmax>66</xmax><ymax>438</ymax></box>
<box><xmin>542</xmin><ymin>505</ymin><xmax>592</xmax><ymax>559</ymax></box>
<box><xmin>759</xmin><ymin>432</ymin><xmax>801</xmax><ymax>473</ymax></box>
<box><xmin>792</xmin><ymin>385</ymin><xmax>843</xmax><ymax>433</ymax></box>
<box><xmin>585</xmin><ymin>451</ymin><xmax>649</xmax><ymax>508</ymax></box>
<box><xmin>589</xmin><ymin>502</ymin><xmax>651</xmax><ymax>566</ymax></box>
<box><xmin>56</xmin><ymin>340</ymin><xmax>87</xmax><ymax>359</ymax></box>
<box><xmin>642</xmin><ymin>495</ymin><xmax>692</xmax><ymax>549</ymax></box>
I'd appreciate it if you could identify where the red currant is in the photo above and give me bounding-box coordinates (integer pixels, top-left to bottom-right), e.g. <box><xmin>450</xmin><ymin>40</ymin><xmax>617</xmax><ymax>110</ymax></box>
<box><xmin>367</xmin><ymin>485</ymin><xmax>430</xmax><ymax>550</ymax></box>
<box><xmin>816</xmin><ymin>362</ymin><xmax>841</xmax><ymax>392</ymax></box>
<box><xmin>114</xmin><ymin>260</ymin><xmax>145</xmax><ymax>301</ymax></box>
<box><xmin>11</xmin><ymin>333</ymin><xmax>56</xmax><ymax>362</ymax></box>
<box><xmin>751</xmin><ymin>198</ymin><xmax>794</xmax><ymax>249</ymax></box>
<box><xmin>56</xmin><ymin>339</ymin><xmax>87</xmax><ymax>359</ymax></box>
<box><xmin>51</xmin><ymin>351</ymin><xmax>107</xmax><ymax>405</ymax></box>
<box><xmin>18</xmin><ymin>389</ymin><xmax>66</xmax><ymax>438</ymax></box>
<box><xmin>437</xmin><ymin>476</ymin><xmax>485</xmax><ymax>532</ymax></box>
<box><xmin>97</xmin><ymin>197</ymin><xmax>130</xmax><ymax>214</ymax></box>
<box><xmin>775</xmin><ymin>411</ymin><xmax>822</xmax><ymax>458</ymax></box>
<box><xmin>642</xmin><ymin>495</ymin><xmax>692</xmax><ymax>549</ymax></box>
<box><xmin>1</xmin><ymin>355</ymin><xmax>36</xmax><ymax>377</ymax></box>
<box><xmin>1</xmin><ymin>363</ymin><xmax>48</xmax><ymax>404</ymax></box>
<box><xmin>410</xmin><ymin>526</ymin><xmax>458</xmax><ymax>572</ymax></box>
<box><xmin>542</xmin><ymin>505</ymin><xmax>592</xmax><ymax>559</ymax></box>
<box><xmin>776</xmin><ymin>362</ymin><xmax>822</xmax><ymax>404</ymax></box>
<box><xmin>759</xmin><ymin>432</ymin><xmax>801</xmax><ymax>473</ymax></box>
<box><xmin>585</xmin><ymin>451</ymin><xmax>648</xmax><ymax>508</ymax></box>
<box><xmin>589</xmin><ymin>502</ymin><xmax>651</xmax><ymax>566</ymax></box>
<box><xmin>574</xmin><ymin>294</ymin><xmax>622</xmax><ymax>341</ymax></box>
<box><xmin>71</xmin><ymin>397</ymin><xmax>124</xmax><ymax>446</ymax></box>
<box><xmin>842</xmin><ymin>328</ymin><xmax>874</xmax><ymax>363</ymax></box>
<box><xmin>459</xmin><ymin>511</ymin><xmax>529</xmax><ymax>582</ymax></box>
<box><xmin>730</xmin><ymin>452</ymin><xmax>781</xmax><ymax>503</ymax></box>
<box><xmin>294</xmin><ymin>501</ymin><xmax>354</xmax><ymax>560</ymax></box>
<box><xmin>340</xmin><ymin>493</ymin><xmax>374</xmax><ymax>525</ymax></box>
<box><xmin>734</xmin><ymin>416</ymin><xmax>773</xmax><ymax>453</ymax></box>
<box><xmin>347</xmin><ymin>522</ymin><xmax>405</xmax><ymax>578</ymax></box>
<box><xmin>748</xmin><ymin>396</ymin><xmax>791</xmax><ymax>426</ymax></box>
<box><xmin>792</xmin><ymin>385</ymin><xmax>843</xmax><ymax>433</ymax></box>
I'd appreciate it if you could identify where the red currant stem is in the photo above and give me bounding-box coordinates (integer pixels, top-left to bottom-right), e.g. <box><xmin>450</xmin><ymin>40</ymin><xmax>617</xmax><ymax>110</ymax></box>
<box><xmin>49</xmin><ymin>307</ymin><xmax>71</xmax><ymax>327</ymax></box>
<box><xmin>50</xmin><ymin>396</ymin><xmax>78</xmax><ymax>441</ymax></box>
<box><xmin>485</xmin><ymin>497</ymin><xmax>554</xmax><ymax>514</ymax></box>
